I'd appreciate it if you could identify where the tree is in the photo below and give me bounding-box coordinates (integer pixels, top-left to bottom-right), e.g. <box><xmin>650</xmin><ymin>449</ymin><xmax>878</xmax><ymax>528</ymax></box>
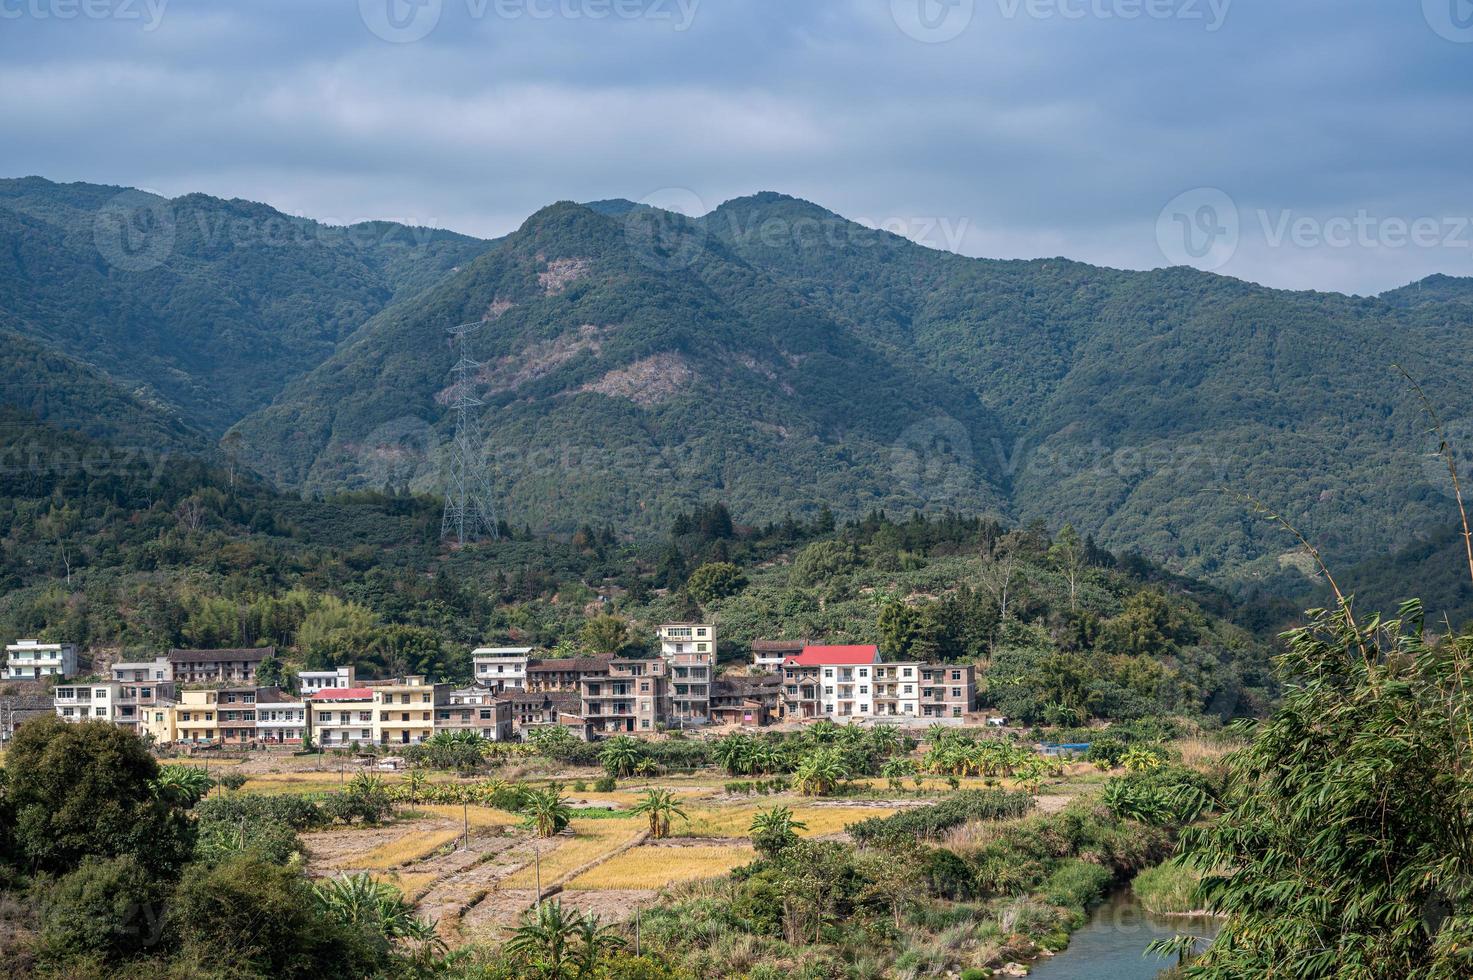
<box><xmin>521</xmin><ymin>788</ymin><xmax>573</xmax><ymax>838</ymax></box>
<box><xmin>5</xmin><ymin>716</ymin><xmax>193</xmax><ymax>876</ymax></box>
<box><xmin>1048</xmin><ymin>523</ymin><xmax>1086</xmax><ymax>612</ymax></box>
<box><xmin>877</xmin><ymin>599</ymin><xmax>939</xmax><ymax>659</ymax></box>
<box><xmin>152</xmin><ymin>764</ymin><xmax>215</xmax><ymax>808</ymax></box>
<box><xmin>599</xmin><ymin>736</ymin><xmax>646</xmax><ymax>778</ymax></box>
<box><xmin>630</xmin><ymin>789</ymin><xmax>686</xmax><ymax>839</ymax></box>
<box><xmin>685</xmin><ymin>562</ymin><xmax>748</xmax><ymax>605</ymax></box>
<box><xmin>580</xmin><ymin>615</ymin><xmax>632</xmax><ymax>656</ymax></box>
<box><xmin>1168</xmin><ymin>600</ymin><xmax>1473</xmax><ymax>978</ymax></box>
<box><xmin>750</xmin><ymin>805</ymin><xmax>807</xmax><ymax>858</ymax></box>
<box><xmin>504</xmin><ymin>899</ymin><xmax>624</xmax><ymax>980</ymax></box>
<box><xmin>793</xmin><ymin>749</ymin><xmax>849</xmax><ymax>797</ymax></box>
<box><xmin>36</xmin><ymin>855</ymin><xmax>167</xmax><ymax>964</ymax></box>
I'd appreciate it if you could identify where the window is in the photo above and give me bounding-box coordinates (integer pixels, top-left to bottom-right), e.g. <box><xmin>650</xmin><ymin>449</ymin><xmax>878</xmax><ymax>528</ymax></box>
<box><xmin>952</xmin><ymin>707</ymin><xmax>962</xmax><ymax>718</ymax></box>
<box><xmin>903</xmin><ymin>684</ymin><xmax>914</xmax><ymax>694</ymax></box>
<box><xmin>94</xmin><ymin>707</ymin><xmax>106</xmax><ymax>717</ymax></box>
<box><xmin>824</xmin><ymin>686</ymin><xmax>834</xmax><ymax>695</ymax></box>
<box><xmin>823</xmin><ymin>668</ymin><xmax>834</xmax><ymax>678</ymax></box>
<box><xmin>859</xmin><ymin>685</ymin><xmax>869</xmax><ymax>695</ymax></box>
<box><xmin>951</xmin><ymin>671</ymin><xmax>962</xmax><ymax>681</ymax></box>
<box><xmin>858</xmin><ymin>668</ymin><xmax>869</xmax><ymax>678</ymax></box>
<box><xmin>951</xmin><ymin>688</ymin><xmax>961</xmax><ymax>698</ymax></box>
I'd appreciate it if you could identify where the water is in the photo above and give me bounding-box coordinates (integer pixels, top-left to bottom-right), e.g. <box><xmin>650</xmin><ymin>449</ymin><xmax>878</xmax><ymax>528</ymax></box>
<box><xmin>1025</xmin><ymin>888</ymin><xmax>1220</xmax><ymax>980</ymax></box>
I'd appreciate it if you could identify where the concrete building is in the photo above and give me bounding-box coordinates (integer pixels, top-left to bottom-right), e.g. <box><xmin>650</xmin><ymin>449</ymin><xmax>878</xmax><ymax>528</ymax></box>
<box><xmin>436</xmin><ymin>685</ymin><xmax>514</xmax><ymax>741</ymax></box>
<box><xmin>140</xmin><ymin>703</ymin><xmax>177</xmax><ymax>744</ymax></box>
<box><xmin>175</xmin><ymin>690</ymin><xmax>220</xmax><ymax>743</ymax></box>
<box><xmin>372</xmin><ymin>676</ymin><xmax>447</xmax><ymax>746</ymax></box>
<box><xmin>216</xmin><ymin>687</ymin><xmax>258</xmax><ymax>745</ymax></box>
<box><xmin>471</xmin><ymin>647</ymin><xmax>533</xmax><ymax>691</ymax></box>
<box><xmin>0</xmin><ymin>692</ymin><xmax>54</xmax><ymax>743</ymax></box>
<box><xmin>580</xmin><ymin>658</ymin><xmax>668</xmax><ymax>738</ymax></box>
<box><xmin>709</xmin><ymin>674</ymin><xmax>782</xmax><ymax>726</ymax></box>
<box><xmin>256</xmin><ymin>688</ymin><xmax>308</xmax><ymax>744</ymax></box>
<box><xmin>53</xmin><ymin>681</ymin><xmax>122</xmax><ymax>723</ymax></box>
<box><xmin>167</xmin><ymin>647</ymin><xmax>271</xmax><ymax>685</ymax></box>
<box><xmin>503</xmin><ymin>690</ymin><xmax>580</xmax><ymax>734</ymax></box>
<box><xmin>110</xmin><ymin>659</ymin><xmax>176</xmax><ymax>735</ymax></box>
<box><xmin>657</xmin><ymin>624</ymin><xmax>715</xmax><ymax>725</ymax></box>
<box><xmin>919</xmin><ymin>664</ymin><xmax>976</xmax><ymax>721</ymax></box>
<box><xmin>298</xmin><ymin>665</ymin><xmax>355</xmax><ymax>696</ymax></box>
<box><xmin>526</xmin><ymin>656</ymin><xmax>610</xmax><ymax>693</ymax></box>
<box><xmin>776</xmin><ymin>645</ymin><xmax>976</xmax><ymax>723</ymax></box>
<box><xmin>308</xmin><ymin>687</ymin><xmax>374</xmax><ymax>747</ymax></box>
<box><xmin>5</xmin><ymin>639</ymin><xmax>78</xmax><ymax>681</ymax></box>
<box><xmin>751</xmin><ymin>639</ymin><xmax>805</xmax><ymax>672</ymax></box>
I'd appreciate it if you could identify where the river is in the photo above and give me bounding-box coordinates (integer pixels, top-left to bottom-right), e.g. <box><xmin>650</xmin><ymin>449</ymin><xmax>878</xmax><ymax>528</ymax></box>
<box><xmin>1024</xmin><ymin>887</ymin><xmax>1221</xmax><ymax>980</ymax></box>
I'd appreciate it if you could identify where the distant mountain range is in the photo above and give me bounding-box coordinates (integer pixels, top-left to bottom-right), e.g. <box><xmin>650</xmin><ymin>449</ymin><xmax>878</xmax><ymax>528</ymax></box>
<box><xmin>6</xmin><ymin>177</ymin><xmax>1473</xmax><ymax>584</ymax></box>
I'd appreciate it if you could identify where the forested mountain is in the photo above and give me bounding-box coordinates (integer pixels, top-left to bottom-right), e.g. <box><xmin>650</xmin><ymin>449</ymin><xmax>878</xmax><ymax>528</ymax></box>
<box><xmin>6</xmin><ymin>179</ymin><xmax>1473</xmax><ymax>585</ymax></box>
<box><xmin>0</xmin><ymin>177</ymin><xmax>490</xmax><ymax>434</ymax></box>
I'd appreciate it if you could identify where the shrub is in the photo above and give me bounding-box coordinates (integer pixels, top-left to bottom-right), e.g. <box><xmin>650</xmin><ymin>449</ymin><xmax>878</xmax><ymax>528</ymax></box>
<box><xmin>37</xmin><ymin>855</ymin><xmax>167</xmax><ymax>963</ymax></box>
<box><xmin>594</xmin><ymin>775</ymin><xmax>617</xmax><ymax>793</ymax></box>
<box><xmin>849</xmin><ymin>790</ymin><xmax>1034</xmax><ymax>847</ymax></box>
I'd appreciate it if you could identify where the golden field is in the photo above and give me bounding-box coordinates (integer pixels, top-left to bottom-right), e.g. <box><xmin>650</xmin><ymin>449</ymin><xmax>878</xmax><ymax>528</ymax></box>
<box><xmin>566</xmin><ymin>844</ymin><xmax>756</xmax><ymax>890</ymax></box>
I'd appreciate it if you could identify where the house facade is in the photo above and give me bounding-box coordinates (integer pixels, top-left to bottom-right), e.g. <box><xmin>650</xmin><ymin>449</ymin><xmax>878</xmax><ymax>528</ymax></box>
<box><xmin>471</xmin><ymin>647</ymin><xmax>532</xmax><ymax>691</ymax></box>
<box><xmin>5</xmin><ymin>639</ymin><xmax>78</xmax><ymax>680</ymax></box>
<box><xmin>110</xmin><ymin>659</ymin><xmax>175</xmax><ymax>735</ymax></box>
<box><xmin>53</xmin><ymin>681</ymin><xmax>121</xmax><ymax>724</ymax></box>
<box><xmin>308</xmin><ymin>688</ymin><xmax>374</xmax><ymax>747</ymax></box>
<box><xmin>435</xmin><ymin>685</ymin><xmax>514</xmax><ymax>741</ymax></box>
<box><xmin>175</xmin><ymin>690</ymin><xmax>220</xmax><ymax>743</ymax></box>
<box><xmin>775</xmin><ymin>645</ymin><xmax>976</xmax><ymax>723</ymax></box>
<box><xmin>580</xmin><ymin>658</ymin><xmax>668</xmax><ymax>738</ymax></box>
<box><xmin>298</xmin><ymin>666</ymin><xmax>355</xmax><ymax>696</ymax></box>
<box><xmin>371</xmin><ymin>676</ymin><xmax>446</xmax><ymax>746</ymax></box>
<box><xmin>167</xmin><ymin>647</ymin><xmax>271</xmax><ymax>685</ymax></box>
<box><xmin>256</xmin><ymin>688</ymin><xmax>308</xmax><ymax>744</ymax></box>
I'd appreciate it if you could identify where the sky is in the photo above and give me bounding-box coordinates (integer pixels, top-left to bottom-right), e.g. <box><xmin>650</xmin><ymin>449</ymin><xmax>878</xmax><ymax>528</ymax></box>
<box><xmin>2</xmin><ymin>0</ymin><xmax>1471</xmax><ymax>295</ymax></box>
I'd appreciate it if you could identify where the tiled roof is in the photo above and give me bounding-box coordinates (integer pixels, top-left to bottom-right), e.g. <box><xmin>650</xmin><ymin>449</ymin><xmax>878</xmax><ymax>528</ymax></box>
<box><xmin>752</xmin><ymin>639</ymin><xmax>806</xmax><ymax>652</ymax></box>
<box><xmin>786</xmin><ymin>645</ymin><xmax>882</xmax><ymax>666</ymax></box>
<box><xmin>168</xmin><ymin>647</ymin><xmax>273</xmax><ymax>664</ymax></box>
<box><xmin>527</xmin><ymin>656</ymin><xmax>611</xmax><ymax>673</ymax></box>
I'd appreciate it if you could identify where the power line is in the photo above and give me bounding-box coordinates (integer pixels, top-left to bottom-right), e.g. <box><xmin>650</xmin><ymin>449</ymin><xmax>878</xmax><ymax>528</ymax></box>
<box><xmin>440</xmin><ymin>321</ymin><xmax>500</xmax><ymax>546</ymax></box>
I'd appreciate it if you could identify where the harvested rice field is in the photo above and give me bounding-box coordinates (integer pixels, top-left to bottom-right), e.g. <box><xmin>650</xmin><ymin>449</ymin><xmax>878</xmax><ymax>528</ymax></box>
<box><xmin>566</xmin><ymin>843</ymin><xmax>756</xmax><ymax>890</ymax></box>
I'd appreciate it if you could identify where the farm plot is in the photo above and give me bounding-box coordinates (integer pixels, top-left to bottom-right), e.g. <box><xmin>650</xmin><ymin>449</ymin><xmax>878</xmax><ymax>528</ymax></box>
<box><xmin>566</xmin><ymin>842</ymin><xmax>755</xmax><ymax>891</ymax></box>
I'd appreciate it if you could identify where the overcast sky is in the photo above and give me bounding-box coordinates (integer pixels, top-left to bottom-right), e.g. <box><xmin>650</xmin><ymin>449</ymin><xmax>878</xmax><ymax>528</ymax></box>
<box><xmin>3</xmin><ymin>0</ymin><xmax>1470</xmax><ymax>295</ymax></box>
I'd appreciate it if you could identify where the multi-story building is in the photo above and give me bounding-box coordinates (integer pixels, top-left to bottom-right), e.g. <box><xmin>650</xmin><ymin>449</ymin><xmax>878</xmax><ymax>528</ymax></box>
<box><xmin>919</xmin><ymin>664</ymin><xmax>976</xmax><ymax>721</ymax></box>
<box><xmin>657</xmin><ymin>624</ymin><xmax>715</xmax><ymax>725</ymax></box>
<box><xmin>0</xmin><ymin>692</ymin><xmax>54</xmax><ymax>743</ymax></box>
<box><xmin>53</xmin><ymin>681</ymin><xmax>121</xmax><ymax>723</ymax></box>
<box><xmin>580</xmin><ymin>658</ymin><xmax>668</xmax><ymax>738</ymax></box>
<box><xmin>657</xmin><ymin>623</ymin><xmax>715</xmax><ymax>660</ymax></box>
<box><xmin>298</xmin><ymin>666</ymin><xmax>356</xmax><ymax>696</ymax></box>
<box><xmin>435</xmin><ymin>685</ymin><xmax>514</xmax><ymax>741</ymax></box>
<box><xmin>372</xmin><ymin>676</ymin><xmax>447</xmax><ymax>746</ymax></box>
<box><xmin>216</xmin><ymin>687</ymin><xmax>258</xmax><ymax>745</ymax></box>
<box><xmin>140</xmin><ymin>703</ymin><xmax>177</xmax><ymax>744</ymax></box>
<box><xmin>503</xmin><ymin>690</ymin><xmax>580</xmax><ymax>733</ymax></box>
<box><xmin>5</xmin><ymin>639</ymin><xmax>78</xmax><ymax>680</ymax></box>
<box><xmin>776</xmin><ymin>645</ymin><xmax>976</xmax><ymax>724</ymax></box>
<box><xmin>709</xmin><ymin>674</ymin><xmax>782</xmax><ymax>726</ymax></box>
<box><xmin>471</xmin><ymin>647</ymin><xmax>533</xmax><ymax>691</ymax></box>
<box><xmin>308</xmin><ymin>687</ymin><xmax>374</xmax><ymax>747</ymax></box>
<box><xmin>872</xmin><ymin>662</ymin><xmax>925</xmax><ymax>718</ymax></box>
<box><xmin>110</xmin><ymin>659</ymin><xmax>176</xmax><ymax>734</ymax></box>
<box><xmin>175</xmin><ymin>689</ymin><xmax>220</xmax><ymax>743</ymax></box>
<box><xmin>526</xmin><ymin>656</ymin><xmax>610</xmax><ymax>693</ymax></box>
<box><xmin>256</xmin><ymin>688</ymin><xmax>308</xmax><ymax>744</ymax></box>
<box><xmin>751</xmin><ymin>639</ymin><xmax>804</xmax><ymax>672</ymax></box>
<box><xmin>167</xmin><ymin>647</ymin><xmax>271</xmax><ymax>685</ymax></box>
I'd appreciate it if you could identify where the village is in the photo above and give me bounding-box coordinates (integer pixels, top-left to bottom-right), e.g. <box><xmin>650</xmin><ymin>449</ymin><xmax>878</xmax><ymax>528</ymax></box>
<box><xmin>2</xmin><ymin>627</ymin><xmax>988</xmax><ymax>749</ymax></box>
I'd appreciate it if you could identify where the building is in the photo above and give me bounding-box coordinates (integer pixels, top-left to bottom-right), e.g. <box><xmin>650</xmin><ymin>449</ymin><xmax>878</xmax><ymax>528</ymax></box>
<box><xmin>657</xmin><ymin>624</ymin><xmax>716</xmax><ymax>725</ymax></box>
<box><xmin>435</xmin><ymin>685</ymin><xmax>514</xmax><ymax>741</ymax></box>
<box><xmin>140</xmin><ymin>703</ymin><xmax>177</xmax><ymax>744</ymax></box>
<box><xmin>751</xmin><ymin>639</ymin><xmax>804</xmax><ymax>672</ymax></box>
<box><xmin>372</xmin><ymin>676</ymin><xmax>448</xmax><ymax>746</ymax></box>
<box><xmin>503</xmin><ymin>690</ymin><xmax>580</xmax><ymax>734</ymax></box>
<box><xmin>175</xmin><ymin>690</ymin><xmax>220</xmax><ymax>743</ymax></box>
<box><xmin>216</xmin><ymin>687</ymin><xmax>258</xmax><ymax>745</ymax></box>
<box><xmin>110</xmin><ymin>659</ymin><xmax>176</xmax><ymax>734</ymax></box>
<box><xmin>779</xmin><ymin>645</ymin><xmax>883</xmax><ymax>720</ymax></box>
<box><xmin>709</xmin><ymin>674</ymin><xmax>782</xmax><ymax>726</ymax></box>
<box><xmin>298</xmin><ymin>665</ymin><xmax>356</xmax><ymax>696</ymax></box>
<box><xmin>256</xmin><ymin>688</ymin><xmax>308</xmax><ymax>744</ymax></box>
<box><xmin>54</xmin><ymin>681</ymin><xmax>122</xmax><ymax>724</ymax></box>
<box><xmin>471</xmin><ymin>647</ymin><xmax>533</xmax><ymax>691</ymax></box>
<box><xmin>580</xmin><ymin>658</ymin><xmax>668</xmax><ymax>738</ymax></box>
<box><xmin>919</xmin><ymin>664</ymin><xmax>976</xmax><ymax>721</ymax></box>
<box><xmin>0</xmin><ymin>692</ymin><xmax>54</xmax><ymax>743</ymax></box>
<box><xmin>526</xmin><ymin>656</ymin><xmax>610</xmax><ymax>693</ymax></box>
<box><xmin>5</xmin><ymin>639</ymin><xmax>78</xmax><ymax>680</ymax></box>
<box><xmin>167</xmin><ymin>647</ymin><xmax>272</xmax><ymax>685</ymax></box>
<box><xmin>657</xmin><ymin>623</ymin><xmax>715</xmax><ymax>660</ymax></box>
<box><xmin>308</xmin><ymin>687</ymin><xmax>374</xmax><ymax>747</ymax></box>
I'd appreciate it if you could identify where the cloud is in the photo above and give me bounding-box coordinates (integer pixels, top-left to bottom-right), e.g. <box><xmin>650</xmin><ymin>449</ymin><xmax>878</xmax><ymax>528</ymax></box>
<box><xmin>1</xmin><ymin>0</ymin><xmax>1469</xmax><ymax>294</ymax></box>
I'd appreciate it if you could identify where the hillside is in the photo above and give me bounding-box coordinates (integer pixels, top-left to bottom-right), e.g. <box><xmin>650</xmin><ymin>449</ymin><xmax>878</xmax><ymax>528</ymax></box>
<box><xmin>0</xmin><ymin>177</ymin><xmax>490</xmax><ymax>433</ymax></box>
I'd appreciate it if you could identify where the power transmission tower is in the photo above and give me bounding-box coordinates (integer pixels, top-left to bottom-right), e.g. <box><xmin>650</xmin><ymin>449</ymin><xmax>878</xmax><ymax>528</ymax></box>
<box><xmin>440</xmin><ymin>322</ymin><xmax>500</xmax><ymax>545</ymax></box>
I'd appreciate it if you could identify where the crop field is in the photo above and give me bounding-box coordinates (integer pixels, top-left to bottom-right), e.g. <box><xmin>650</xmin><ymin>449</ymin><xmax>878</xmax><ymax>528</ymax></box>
<box><xmin>674</xmin><ymin>803</ymin><xmax>898</xmax><ymax>838</ymax></box>
<box><xmin>566</xmin><ymin>843</ymin><xmax>756</xmax><ymax>890</ymax></box>
<box><xmin>500</xmin><ymin>819</ymin><xmax>647</xmax><ymax>889</ymax></box>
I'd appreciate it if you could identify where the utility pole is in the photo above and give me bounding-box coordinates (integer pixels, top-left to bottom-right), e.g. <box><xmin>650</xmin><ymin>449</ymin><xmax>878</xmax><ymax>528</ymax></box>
<box><xmin>463</xmin><ymin>800</ymin><xmax>470</xmax><ymax>850</ymax></box>
<box><xmin>535</xmin><ymin>848</ymin><xmax>542</xmax><ymax>910</ymax></box>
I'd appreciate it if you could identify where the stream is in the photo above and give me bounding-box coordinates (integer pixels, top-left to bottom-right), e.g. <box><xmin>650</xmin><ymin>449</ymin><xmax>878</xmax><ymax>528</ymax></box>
<box><xmin>1024</xmin><ymin>887</ymin><xmax>1220</xmax><ymax>980</ymax></box>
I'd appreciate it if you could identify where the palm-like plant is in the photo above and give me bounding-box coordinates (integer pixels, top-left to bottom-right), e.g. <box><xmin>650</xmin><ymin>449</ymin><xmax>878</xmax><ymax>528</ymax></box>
<box><xmin>714</xmin><ymin>733</ymin><xmax>753</xmax><ymax>775</ymax></box>
<box><xmin>793</xmin><ymin>748</ymin><xmax>848</xmax><ymax>796</ymax></box>
<box><xmin>152</xmin><ymin>764</ymin><xmax>215</xmax><ymax>807</ymax></box>
<box><xmin>503</xmin><ymin>900</ymin><xmax>582</xmax><ymax>980</ymax></box>
<box><xmin>630</xmin><ymin>788</ymin><xmax>686</xmax><ymax>839</ymax></box>
<box><xmin>521</xmin><ymin>787</ymin><xmax>573</xmax><ymax>838</ymax></box>
<box><xmin>405</xmin><ymin>768</ymin><xmax>427</xmax><ymax>807</ymax></box>
<box><xmin>749</xmin><ymin>804</ymin><xmax>807</xmax><ymax>857</ymax></box>
<box><xmin>598</xmin><ymin>736</ymin><xmax>644</xmax><ymax>778</ymax></box>
<box><xmin>572</xmin><ymin>911</ymin><xmax>626</xmax><ymax>975</ymax></box>
<box><xmin>313</xmin><ymin>872</ymin><xmax>439</xmax><ymax>943</ymax></box>
<box><xmin>880</xmin><ymin>757</ymin><xmax>915</xmax><ymax>794</ymax></box>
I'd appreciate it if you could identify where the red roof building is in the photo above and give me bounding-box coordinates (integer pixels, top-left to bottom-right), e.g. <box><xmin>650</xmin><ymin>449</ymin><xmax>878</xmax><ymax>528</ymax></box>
<box><xmin>784</xmin><ymin>645</ymin><xmax>882</xmax><ymax>667</ymax></box>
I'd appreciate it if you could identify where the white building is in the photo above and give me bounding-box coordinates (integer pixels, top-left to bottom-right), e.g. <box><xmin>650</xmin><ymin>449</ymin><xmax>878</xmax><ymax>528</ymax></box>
<box><xmin>256</xmin><ymin>689</ymin><xmax>309</xmax><ymax>744</ymax></box>
<box><xmin>110</xmin><ymin>657</ymin><xmax>173</xmax><ymax>683</ymax></box>
<box><xmin>307</xmin><ymin>687</ymin><xmax>374</xmax><ymax>746</ymax></box>
<box><xmin>5</xmin><ymin>639</ymin><xmax>78</xmax><ymax>681</ymax></box>
<box><xmin>299</xmin><ymin>665</ymin><xmax>356</xmax><ymax>695</ymax></box>
<box><xmin>656</xmin><ymin>625</ymin><xmax>716</xmax><ymax>725</ymax></box>
<box><xmin>53</xmin><ymin>681</ymin><xmax>122</xmax><ymax>724</ymax></box>
<box><xmin>472</xmin><ymin>647</ymin><xmax>532</xmax><ymax>692</ymax></box>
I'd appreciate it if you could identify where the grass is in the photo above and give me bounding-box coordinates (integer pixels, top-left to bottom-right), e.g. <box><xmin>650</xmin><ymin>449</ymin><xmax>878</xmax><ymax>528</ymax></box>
<box><xmin>377</xmin><ymin>870</ymin><xmax>441</xmax><ymax>901</ymax></box>
<box><xmin>566</xmin><ymin>844</ymin><xmax>756</xmax><ymax>890</ymax></box>
<box><xmin>1132</xmin><ymin>862</ymin><xmax>1205</xmax><ymax>915</ymax></box>
<box><xmin>356</xmin><ymin>828</ymin><xmax>466</xmax><ymax>869</ymax></box>
<box><xmin>419</xmin><ymin>804</ymin><xmax>521</xmax><ymax>829</ymax></box>
<box><xmin>501</xmin><ymin>820</ymin><xmax>647</xmax><ymax>889</ymax></box>
<box><xmin>674</xmin><ymin>804</ymin><xmax>898</xmax><ymax>839</ymax></box>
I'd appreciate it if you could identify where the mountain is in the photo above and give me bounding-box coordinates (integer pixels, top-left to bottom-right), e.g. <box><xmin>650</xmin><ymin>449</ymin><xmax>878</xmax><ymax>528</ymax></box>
<box><xmin>0</xmin><ymin>177</ymin><xmax>490</xmax><ymax>434</ymax></box>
